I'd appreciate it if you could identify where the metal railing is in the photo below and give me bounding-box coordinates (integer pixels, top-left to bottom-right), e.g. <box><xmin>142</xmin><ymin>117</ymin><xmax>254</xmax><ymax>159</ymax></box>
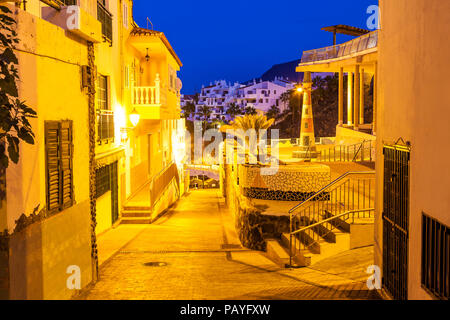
<box><xmin>301</xmin><ymin>30</ymin><xmax>378</xmax><ymax>64</ymax></box>
<box><xmin>288</xmin><ymin>171</ymin><xmax>375</xmax><ymax>265</ymax></box>
<box><xmin>318</xmin><ymin>140</ymin><xmax>375</xmax><ymax>162</ymax></box>
<box><xmin>97</xmin><ymin>1</ymin><xmax>112</xmax><ymax>42</ymax></box>
<box><xmin>150</xmin><ymin>162</ymin><xmax>180</xmax><ymax>209</ymax></box>
<box><xmin>97</xmin><ymin>109</ymin><xmax>114</xmax><ymax>143</ymax></box>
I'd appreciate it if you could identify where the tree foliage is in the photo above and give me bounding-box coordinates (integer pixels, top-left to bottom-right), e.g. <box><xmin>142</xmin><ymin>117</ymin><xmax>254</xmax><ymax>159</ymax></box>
<box><xmin>0</xmin><ymin>5</ymin><xmax>37</xmax><ymax>170</ymax></box>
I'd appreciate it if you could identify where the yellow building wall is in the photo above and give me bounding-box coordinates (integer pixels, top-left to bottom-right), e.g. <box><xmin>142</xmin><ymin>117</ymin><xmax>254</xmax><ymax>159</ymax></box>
<box><xmin>4</xmin><ymin>7</ymin><xmax>93</xmax><ymax>299</ymax></box>
<box><xmin>96</xmin><ymin>192</ymin><xmax>112</xmax><ymax>235</ymax></box>
<box><xmin>376</xmin><ymin>0</ymin><xmax>450</xmax><ymax>300</ymax></box>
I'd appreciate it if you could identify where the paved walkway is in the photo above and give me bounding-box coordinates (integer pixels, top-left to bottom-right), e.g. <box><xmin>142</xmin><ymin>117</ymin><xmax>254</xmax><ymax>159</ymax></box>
<box><xmin>79</xmin><ymin>189</ymin><xmax>380</xmax><ymax>300</ymax></box>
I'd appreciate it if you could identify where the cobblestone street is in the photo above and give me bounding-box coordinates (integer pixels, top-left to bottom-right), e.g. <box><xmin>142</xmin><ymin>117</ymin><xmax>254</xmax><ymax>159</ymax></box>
<box><xmin>79</xmin><ymin>189</ymin><xmax>380</xmax><ymax>300</ymax></box>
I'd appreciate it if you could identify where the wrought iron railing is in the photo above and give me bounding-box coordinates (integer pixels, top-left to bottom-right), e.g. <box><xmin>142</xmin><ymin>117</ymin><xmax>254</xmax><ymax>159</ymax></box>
<box><xmin>288</xmin><ymin>171</ymin><xmax>375</xmax><ymax>266</ymax></box>
<box><xmin>301</xmin><ymin>31</ymin><xmax>378</xmax><ymax>64</ymax></box>
<box><xmin>317</xmin><ymin>140</ymin><xmax>375</xmax><ymax>162</ymax></box>
<box><xmin>97</xmin><ymin>1</ymin><xmax>113</xmax><ymax>42</ymax></box>
<box><xmin>97</xmin><ymin>110</ymin><xmax>114</xmax><ymax>143</ymax></box>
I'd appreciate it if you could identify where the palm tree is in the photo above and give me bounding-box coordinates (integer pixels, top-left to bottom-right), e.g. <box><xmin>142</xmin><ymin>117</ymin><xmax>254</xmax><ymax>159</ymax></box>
<box><xmin>198</xmin><ymin>105</ymin><xmax>212</xmax><ymax>131</ymax></box>
<box><xmin>266</xmin><ymin>105</ymin><xmax>280</xmax><ymax>120</ymax></box>
<box><xmin>244</xmin><ymin>106</ymin><xmax>257</xmax><ymax>115</ymax></box>
<box><xmin>181</xmin><ymin>101</ymin><xmax>196</xmax><ymax>119</ymax></box>
<box><xmin>226</xmin><ymin>102</ymin><xmax>242</xmax><ymax>120</ymax></box>
<box><xmin>220</xmin><ymin>114</ymin><xmax>274</xmax><ymax>163</ymax></box>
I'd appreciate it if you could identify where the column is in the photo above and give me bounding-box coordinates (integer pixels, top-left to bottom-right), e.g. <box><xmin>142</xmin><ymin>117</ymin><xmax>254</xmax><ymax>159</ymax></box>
<box><xmin>360</xmin><ymin>68</ymin><xmax>365</xmax><ymax>125</ymax></box>
<box><xmin>347</xmin><ymin>72</ymin><xmax>353</xmax><ymax>125</ymax></box>
<box><xmin>373</xmin><ymin>62</ymin><xmax>378</xmax><ymax>135</ymax></box>
<box><xmin>353</xmin><ymin>64</ymin><xmax>360</xmax><ymax>130</ymax></box>
<box><xmin>338</xmin><ymin>67</ymin><xmax>344</xmax><ymax>126</ymax></box>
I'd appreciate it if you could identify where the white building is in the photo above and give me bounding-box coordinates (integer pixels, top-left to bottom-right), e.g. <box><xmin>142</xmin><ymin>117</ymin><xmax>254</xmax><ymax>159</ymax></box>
<box><xmin>181</xmin><ymin>78</ymin><xmax>296</xmax><ymax>122</ymax></box>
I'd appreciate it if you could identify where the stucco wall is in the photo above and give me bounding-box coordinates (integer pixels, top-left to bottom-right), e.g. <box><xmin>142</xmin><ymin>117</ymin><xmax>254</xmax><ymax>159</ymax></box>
<box><xmin>3</xmin><ymin>7</ymin><xmax>94</xmax><ymax>299</ymax></box>
<box><xmin>9</xmin><ymin>201</ymin><xmax>92</xmax><ymax>300</ymax></box>
<box><xmin>376</xmin><ymin>0</ymin><xmax>450</xmax><ymax>300</ymax></box>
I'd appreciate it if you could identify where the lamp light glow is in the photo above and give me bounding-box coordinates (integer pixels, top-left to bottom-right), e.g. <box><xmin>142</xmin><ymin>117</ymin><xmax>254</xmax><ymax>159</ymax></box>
<box><xmin>130</xmin><ymin>108</ymin><xmax>140</xmax><ymax>127</ymax></box>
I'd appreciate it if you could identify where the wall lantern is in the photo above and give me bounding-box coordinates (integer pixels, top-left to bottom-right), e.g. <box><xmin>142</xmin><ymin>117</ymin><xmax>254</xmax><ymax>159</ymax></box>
<box><xmin>129</xmin><ymin>108</ymin><xmax>140</xmax><ymax>127</ymax></box>
<box><xmin>145</xmin><ymin>48</ymin><xmax>150</xmax><ymax>62</ymax></box>
<box><xmin>296</xmin><ymin>86</ymin><xmax>304</xmax><ymax>93</ymax></box>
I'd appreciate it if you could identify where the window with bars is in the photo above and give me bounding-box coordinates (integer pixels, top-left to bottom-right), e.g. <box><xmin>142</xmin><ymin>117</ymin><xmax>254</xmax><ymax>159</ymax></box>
<box><xmin>96</xmin><ymin>165</ymin><xmax>111</xmax><ymax>198</ymax></box>
<box><xmin>97</xmin><ymin>0</ymin><xmax>113</xmax><ymax>42</ymax></box>
<box><xmin>422</xmin><ymin>214</ymin><xmax>449</xmax><ymax>300</ymax></box>
<box><xmin>45</xmin><ymin>121</ymin><xmax>74</xmax><ymax>214</ymax></box>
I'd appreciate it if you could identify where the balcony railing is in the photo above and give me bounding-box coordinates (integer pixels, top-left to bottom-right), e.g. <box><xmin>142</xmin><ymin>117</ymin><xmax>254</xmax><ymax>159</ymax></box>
<box><xmin>97</xmin><ymin>110</ymin><xmax>115</xmax><ymax>144</ymax></box>
<box><xmin>132</xmin><ymin>74</ymin><xmax>161</xmax><ymax>106</ymax></box>
<box><xmin>301</xmin><ymin>30</ymin><xmax>378</xmax><ymax>64</ymax></box>
<box><xmin>97</xmin><ymin>1</ymin><xmax>112</xmax><ymax>42</ymax></box>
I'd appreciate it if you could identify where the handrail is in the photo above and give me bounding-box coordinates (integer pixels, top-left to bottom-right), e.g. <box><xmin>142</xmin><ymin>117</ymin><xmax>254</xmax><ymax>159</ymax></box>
<box><xmin>290</xmin><ymin>208</ymin><xmax>374</xmax><ymax>236</ymax></box>
<box><xmin>352</xmin><ymin>141</ymin><xmax>365</xmax><ymax>162</ymax></box>
<box><xmin>288</xmin><ymin>171</ymin><xmax>375</xmax><ymax>214</ymax></box>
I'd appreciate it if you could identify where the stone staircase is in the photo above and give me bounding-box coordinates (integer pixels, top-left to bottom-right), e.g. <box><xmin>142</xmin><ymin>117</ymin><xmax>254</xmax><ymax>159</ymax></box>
<box><xmin>265</xmin><ymin>210</ymin><xmax>374</xmax><ymax>268</ymax></box>
<box><xmin>121</xmin><ymin>205</ymin><xmax>152</xmax><ymax>224</ymax></box>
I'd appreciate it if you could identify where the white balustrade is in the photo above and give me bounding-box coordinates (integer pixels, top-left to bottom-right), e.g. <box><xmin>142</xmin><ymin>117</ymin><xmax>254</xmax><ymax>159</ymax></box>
<box><xmin>132</xmin><ymin>73</ymin><xmax>161</xmax><ymax>106</ymax></box>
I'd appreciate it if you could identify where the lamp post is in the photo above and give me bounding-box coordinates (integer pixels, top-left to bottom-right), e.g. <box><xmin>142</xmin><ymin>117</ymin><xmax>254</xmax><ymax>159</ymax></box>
<box><xmin>295</xmin><ymin>86</ymin><xmax>304</xmax><ymax>139</ymax></box>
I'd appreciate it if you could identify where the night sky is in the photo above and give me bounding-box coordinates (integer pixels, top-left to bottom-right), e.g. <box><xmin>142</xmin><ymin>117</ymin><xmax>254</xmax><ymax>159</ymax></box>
<box><xmin>133</xmin><ymin>0</ymin><xmax>378</xmax><ymax>94</ymax></box>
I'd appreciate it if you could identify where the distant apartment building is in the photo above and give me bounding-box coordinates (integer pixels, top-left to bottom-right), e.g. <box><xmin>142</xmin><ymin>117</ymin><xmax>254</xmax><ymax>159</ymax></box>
<box><xmin>0</xmin><ymin>0</ymin><xmax>185</xmax><ymax>299</ymax></box>
<box><xmin>181</xmin><ymin>78</ymin><xmax>295</xmax><ymax>122</ymax></box>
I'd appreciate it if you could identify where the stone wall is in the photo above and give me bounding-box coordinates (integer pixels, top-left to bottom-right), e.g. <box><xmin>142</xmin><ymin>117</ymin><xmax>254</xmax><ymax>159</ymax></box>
<box><xmin>238</xmin><ymin>164</ymin><xmax>330</xmax><ymax>201</ymax></box>
<box><xmin>223</xmin><ymin>164</ymin><xmax>291</xmax><ymax>251</ymax></box>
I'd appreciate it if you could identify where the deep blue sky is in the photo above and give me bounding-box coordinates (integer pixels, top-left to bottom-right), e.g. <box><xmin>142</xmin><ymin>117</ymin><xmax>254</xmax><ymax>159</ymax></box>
<box><xmin>133</xmin><ymin>0</ymin><xmax>377</xmax><ymax>94</ymax></box>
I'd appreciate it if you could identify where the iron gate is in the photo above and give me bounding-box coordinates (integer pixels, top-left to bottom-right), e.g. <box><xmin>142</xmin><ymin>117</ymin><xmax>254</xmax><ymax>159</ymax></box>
<box><xmin>382</xmin><ymin>144</ymin><xmax>410</xmax><ymax>300</ymax></box>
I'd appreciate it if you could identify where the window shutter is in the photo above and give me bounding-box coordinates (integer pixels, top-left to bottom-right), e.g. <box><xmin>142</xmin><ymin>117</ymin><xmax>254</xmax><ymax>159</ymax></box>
<box><xmin>45</xmin><ymin>122</ymin><xmax>61</xmax><ymax>212</ymax></box>
<box><xmin>60</xmin><ymin>120</ymin><xmax>74</xmax><ymax>209</ymax></box>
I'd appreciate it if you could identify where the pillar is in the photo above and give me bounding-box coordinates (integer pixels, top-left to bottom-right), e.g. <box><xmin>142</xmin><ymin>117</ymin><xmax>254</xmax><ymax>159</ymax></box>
<box><xmin>360</xmin><ymin>68</ymin><xmax>365</xmax><ymax>125</ymax></box>
<box><xmin>373</xmin><ymin>62</ymin><xmax>378</xmax><ymax>135</ymax></box>
<box><xmin>353</xmin><ymin>65</ymin><xmax>360</xmax><ymax>130</ymax></box>
<box><xmin>338</xmin><ymin>67</ymin><xmax>344</xmax><ymax>126</ymax></box>
<box><xmin>299</xmin><ymin>71</ymin><xmax>316</xmax><ymax>149</ymax></box>
<box><xmin>347</xmin><ymin>72</ymin><xmax>353</xmax><ymax>125</ymax></box>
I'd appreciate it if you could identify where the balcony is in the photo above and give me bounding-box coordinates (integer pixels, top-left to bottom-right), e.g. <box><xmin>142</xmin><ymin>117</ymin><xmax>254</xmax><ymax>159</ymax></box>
<box><xmin>301</xmin><ymin>30</ymin><xmax>378</xmax><ymax>64</ymax></box>
<box><xmin>97</xmin><ymin>1</ymin><xmax>113</xmax><ymax>43</ymax></box>
<box><xmin>132</xmin><ymin>74</ymin><xmax>169</xmax><ymax>120</ymax></box>
<box><xmin>41</xmin><ymin>0</ymin><xmax>103</xmax><ymax>42</ymax></box>
<box><xmin>97</xmin><ymin>110</ymin><xmax>115</xmax><ymax>144</ymax></box>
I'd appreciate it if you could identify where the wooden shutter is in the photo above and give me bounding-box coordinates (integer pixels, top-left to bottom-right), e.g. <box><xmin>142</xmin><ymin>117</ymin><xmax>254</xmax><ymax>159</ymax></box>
<box><xmin>45</xmin><ymin>121</ymin><xmax>61</xmax><ymax>213</ymax></box>
<box><xmin>45</xmin><ymin>120</ymin><xmax>74</xmax><ymax>213</ymax></box>
<box><xmin>60</xmin><ymin>120</ymin><xmax>74</xmax><ymax>209</ymax></box>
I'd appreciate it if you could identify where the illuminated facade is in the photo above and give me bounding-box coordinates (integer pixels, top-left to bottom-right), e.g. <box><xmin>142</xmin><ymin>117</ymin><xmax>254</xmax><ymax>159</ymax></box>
<box><xmin>0</xmin><ymin>0</ymin><xmax>185</xmax><ymax>299</ymax></box>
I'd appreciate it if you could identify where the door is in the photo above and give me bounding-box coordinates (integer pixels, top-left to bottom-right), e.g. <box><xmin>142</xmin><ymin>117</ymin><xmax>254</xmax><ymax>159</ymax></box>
<box><xmin>382</xmin><ymin>145</ymin><xmax>410</xmax><ymax>300</ymax></box>
<box><xmin>110</xmin><ymin>161</ymin><xmax>119</xmax><ymax>224</ymax></box>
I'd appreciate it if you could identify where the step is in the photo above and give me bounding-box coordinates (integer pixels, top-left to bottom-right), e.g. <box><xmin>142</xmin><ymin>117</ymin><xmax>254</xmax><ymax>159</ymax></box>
<box><xmin>120</xmin><ymin>217</ymin><xmax>152</xmax><ymax>224</ymax></box>
<box><xmin>123</xmin><ymin>205</ymin><xmax>152</xmax><ymax>211</ymax></box>
<box><xmin>323</xmin><ymin>210</ymin><xmax>351</xmax><ymax>233</ymax></box>
<box><xmin>303</xmin><ymin>231</ymin><xmax>351</xmax><ymax>265</ymax></box>
<box><xmin>280</xmin><ymin>233</ymin><xmax>310</xmax><ymax>267</ymax></box>
<box><xmin>122</xmin><ymin>210</ymin><xmax>152</xmax><ymax>218</ymax></box>
<box><xmin>265</xmin><ymin>239</ymin><xmax>291</xmax><ymax>268</ymax></box>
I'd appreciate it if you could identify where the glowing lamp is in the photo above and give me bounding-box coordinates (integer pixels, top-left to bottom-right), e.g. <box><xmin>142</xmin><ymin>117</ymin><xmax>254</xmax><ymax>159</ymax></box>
<box><xmin>129</xmin><ymin>108</ymin><xmax>140</xmax><ymax>127</ymax></box>
<box><xmin>296</xmin><ymin>87</ymin><xmax>303</xmax><ymax>93</ymax></box>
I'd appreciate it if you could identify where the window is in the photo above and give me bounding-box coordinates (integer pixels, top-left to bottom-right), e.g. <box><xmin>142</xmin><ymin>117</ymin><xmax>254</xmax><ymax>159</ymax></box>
<box><xmin>305</xmin><ymin>122</ymin><xmax>308</xmax><ymax>129</ymax></box>
<box><xmin>97</xmin><ymin>0</ymin><xmax>113</xmax><ymax>42</ymax></box>
<box><xmin>97</xmin><ymin>74</ymin><xmax>114</xmax><ymax>143</ymax></box>
<box><xmin>45</xmin><ymin>121</ymin><xmax>74</xmax><ymax>214</ymax></box>
<box><xmin>422</xmin><ymin>214</ymin><xmax>449</xmax><ymax>300</ymax></box>
<box><xmin>97</xmin><ymin>74</ymin><xmax>109</xmax><ymax>110</ymax></box>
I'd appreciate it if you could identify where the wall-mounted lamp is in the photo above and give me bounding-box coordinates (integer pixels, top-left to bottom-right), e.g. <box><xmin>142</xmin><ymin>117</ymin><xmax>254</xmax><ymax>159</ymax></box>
<box><xmin>145</xmin><ymin>48</ymin><xmax>150</xmax><ymax>62</ymax></box>
<box><xmin>296</xmin><ymin>86</ymin><xmax>304</xmax><ymax>93</ymax></box>
<box><xmin>129</xmin><ymin>108</ymin><xmax>140</xmax><ymax>127</ymax></box>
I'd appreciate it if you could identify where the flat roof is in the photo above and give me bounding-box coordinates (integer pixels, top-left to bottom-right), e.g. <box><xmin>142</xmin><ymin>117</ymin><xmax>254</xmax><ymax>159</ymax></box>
<box><xmin>321</xmin><ymin>25</ymin><xmax>370</xmax><ymax>37</ymax></box>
